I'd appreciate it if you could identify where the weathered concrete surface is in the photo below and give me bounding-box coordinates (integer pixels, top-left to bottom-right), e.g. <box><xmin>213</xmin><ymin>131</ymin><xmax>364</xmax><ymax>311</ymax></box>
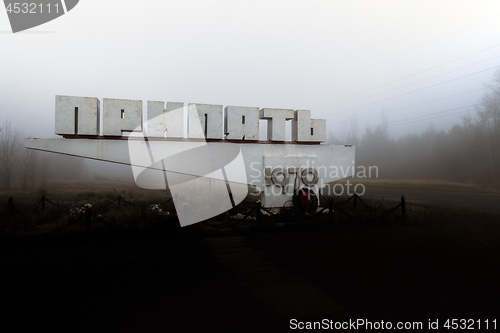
<box><xmin>102</xmin><ymin>98</ymin><xmax>142</xmax><ymax>136</ymax></box>
<box><xmin>147</xmin><ymin>101</ymin><xmax>184</xmax><ymax>138</ymax></box>
<box><xmin>259</xmin><ymin>108</ymin><xmax>294</xmax><ymax>142</ymax></box>
<box><xmin>53</xmin><ymin>95</ymin><xmax>328</xmax><ymax>143</ymax></box>
<box><xmin>361</xmin><ymin>188</ymin><xmax>500</xmax><ymax>215</ymax></box>
<box><xmin>24</xmin><ymin>139</ymin><xmax>355</xmax><ymax>208</ymax></box>
<box><xmin>292</xmin><ymin>109</ymin><xmax>326</xmax><ymax>142</ymax></box>
<box><xmin>55</xmin><ymin>95</ymin><xmax>100</xmax><ymax>135</ymax></box>
<box><xmin>188</xmin><ymin>103</ymin><xmax>223</xmax><ymax>139</ymax></box>
<box><xmin>262</xmin><ymin>155</ymin><xmax>320</xmax><ymax>207</ymax></box>
<box><xmin>224</xmin><ymin>105</ymin><xmax>260</xmax><ymax>141</ymax></box>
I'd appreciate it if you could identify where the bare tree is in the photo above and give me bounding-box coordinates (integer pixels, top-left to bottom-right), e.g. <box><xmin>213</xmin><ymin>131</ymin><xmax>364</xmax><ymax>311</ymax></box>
<box><xmin>19</xmin><ymin>148</ymin><xmax>32</xmax><ymax>189</ymax></box>
<box><xmin>38</xmin><ymin>155</ymin><xmax>49</xmax><ymax>188</ymax></box>
<box><xmin>345</xmin><ymin>114</ymin><xmax>359</xmax><ymax>145</ymax></box>
<box><xmin>475</xmin><ymin>68</ymin><xmax>500</xmax><ymax>180</ymax></box>
<box><xmin>327</xmin><ymin>131</ymin><xmax>342</xmax><ymax>144</ymax></box>
<box><xmin>0</xmin><ymin>120</ymin><xmax>22</xmax><ymax>189</ymax></box>
<box><xmin>29</xmin><ymin>152</ymin><xmax>40</xmax><ymax>187</ymax></box>
<box><xmin>18</xmin><ymin>148</ymin><xmax>41</xmax><ymax>189</ymax></box>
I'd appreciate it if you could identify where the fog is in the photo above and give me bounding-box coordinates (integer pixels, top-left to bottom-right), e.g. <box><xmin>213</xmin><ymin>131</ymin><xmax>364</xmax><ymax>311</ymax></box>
<box><xmin>1</xmin><ymin>0</ymin><xmax>499</xmax><ymax>184</ymax></box>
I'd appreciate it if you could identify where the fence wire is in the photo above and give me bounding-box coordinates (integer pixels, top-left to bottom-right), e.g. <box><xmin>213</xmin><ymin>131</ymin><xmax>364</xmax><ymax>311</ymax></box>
<box><xmin>4</xmin><ymin>191</ymin><xmax>406</xmax><ymax>234</ymax></box>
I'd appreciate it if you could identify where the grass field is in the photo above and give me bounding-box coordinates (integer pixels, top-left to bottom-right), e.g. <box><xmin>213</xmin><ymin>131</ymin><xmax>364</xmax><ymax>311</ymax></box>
<box><xmin>1</xmin><ymin>181</ymin><xmax>499</xmax><ymax>331</ymax></box>
<box><xmin>330</xmin><ymin>178</ymin><xmax>500</xmax><ymax>194</ymax></box>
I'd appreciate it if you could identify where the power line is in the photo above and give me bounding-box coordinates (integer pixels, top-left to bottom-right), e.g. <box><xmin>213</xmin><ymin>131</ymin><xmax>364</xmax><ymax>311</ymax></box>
<box><xmin>313</xmin><ymin>43</ymin><xmax>500</xmax><ymax>111</ymax></box>
<box><xmin>318</xmin><ymin>55</ymin><xmax>500</xmax><ymax>113</ymax></box>
<box><xmin>317</xmin><ymin>12</ymin><xmax>499</xmax><ymax>98</ymax></box>
<box><xmin>375</xmin><ymin>105</ymin><xmax>474</xmax><ymax>128</ymax></box>
<box><xmin>337</xmin><ymin>87</ymin><xmax>487</xmax><ymax>125</ymax></box>
<box><xmin>323</xmin><ymin>66</ymin><xmax>498</xmax><ymax>118</ymax></box>
<box><xmin>381</xmin><ymin>109</ymin><xmax>473</xmax><ymax>130</ymax></box>
<box><xmin>336</xmin><ymin>105</ymin><xmax>475</xmax><ymax>138</ymax></box>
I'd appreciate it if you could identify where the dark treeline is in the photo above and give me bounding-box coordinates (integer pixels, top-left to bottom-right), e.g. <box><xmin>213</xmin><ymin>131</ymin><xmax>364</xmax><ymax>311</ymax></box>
<box><xmin>0</xmin><ymin>120</ymin><xmax>85</xmax><ymax>190</ymax></box>
<box><xmin>329</xmin><ymin>69</ymin><xmax>500</xmax><ymax>184</ymax></box>
<box><xmin>2</xmin><ymin>71</ymin><xmax>499</xmax><ymax>189</ymax></box>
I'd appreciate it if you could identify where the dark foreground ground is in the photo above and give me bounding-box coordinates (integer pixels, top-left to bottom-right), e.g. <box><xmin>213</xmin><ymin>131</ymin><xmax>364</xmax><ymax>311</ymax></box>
<box><xmin>360</xmin><ymin>188</ymin><xmax>500</xmax><ymax>214</ymax></box>
<box><xmin>1</xmin><ymin>198</ymin><xmax>499</xmax><ymax>332</ymax></box>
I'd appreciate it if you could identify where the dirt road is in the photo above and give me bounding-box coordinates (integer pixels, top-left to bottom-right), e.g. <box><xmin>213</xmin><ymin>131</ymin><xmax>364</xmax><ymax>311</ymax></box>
<box><xmin>358</xmin><ymin>188</ymin><xmax>500</xmax><ymax>214</ymax></box>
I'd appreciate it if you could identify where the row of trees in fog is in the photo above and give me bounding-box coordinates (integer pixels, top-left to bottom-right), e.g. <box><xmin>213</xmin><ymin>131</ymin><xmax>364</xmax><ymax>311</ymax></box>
<box><xmin>2</xmin><ymin>71</ymin><xmax>499</xmax><ymax>189</ymax></box>
<box><xmin>0</xmin><ymin>121</ymin><xmax>87</xmax><ymax>190</ymax></box>
<box><xmin>329</xmin><ymin>69</ymin><xmax>500</xmax><ymax>183</ymax></box>
<box><xmin>0</xmin><ymin>121</ymin><xmax>49</xmax><ymax>190</ymax></box>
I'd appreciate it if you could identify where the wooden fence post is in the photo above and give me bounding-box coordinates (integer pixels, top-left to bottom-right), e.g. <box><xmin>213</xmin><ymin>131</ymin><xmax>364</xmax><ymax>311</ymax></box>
<box><xmin>256</xmin><ymin>200</ymin><xmax>262</xmax><ymax>228</ymax></box>
<box><xmin>401</xmin><ymin>195</ymin><xmax>406</xmax><ymax>222</ymax></box>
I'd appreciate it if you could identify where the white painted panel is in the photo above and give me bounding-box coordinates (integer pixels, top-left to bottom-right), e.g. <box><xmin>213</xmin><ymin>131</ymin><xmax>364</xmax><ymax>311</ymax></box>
<box><xmin>25</xmin><ymin>139</ymin><xmax>355</xmax><ymax>208</ymax></box>
<box><xmin>260</xmin><ymin>108</ymin><xmax>294</xmax><ymax>141</ymax></box>
<box><xmin>55</xmin><ymin>95</ymin><xmax>100</xmax><ymax>135</ymax></box>
<box><xmin>188</xmin><ymin>103</ymin><xmax>223</xmax><ymax>139</ymax></box>
<box><xmin>224</xmin><ymin>105</ymin><xmax>259</xmax><ymax>140</ymax></box>
<box><xmin>292</xmin><ymin>110</ymin><xmax>326</xmax><ymax>143</ymax></box>
<box><xmin>310</xmin><ymin>119</ymin><xmax>326</xmax><ymax>142</ymax></box>
<box><xmin>147</xmin><ymin>101</ymin><xmax>184</xmax><ymax>138</ymax></box>
<box><xmin>103</xmin><ymin>98</ymin><xmax>142</xmax><ymax>136</ymax></box>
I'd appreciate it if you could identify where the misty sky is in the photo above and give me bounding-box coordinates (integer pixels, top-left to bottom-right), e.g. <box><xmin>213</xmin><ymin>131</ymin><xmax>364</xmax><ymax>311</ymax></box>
<box><xmin>1</xmin><ymin>0</ymin><xmax>499</xmax><ymax>142</ymax></box>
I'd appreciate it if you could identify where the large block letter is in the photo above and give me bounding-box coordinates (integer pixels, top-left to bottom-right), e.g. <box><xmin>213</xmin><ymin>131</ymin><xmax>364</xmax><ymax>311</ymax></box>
<box><xmin>103</xmin><ymin>98</ymin><xmax>142</xmax><ymax>136</ymax></box>
<box><xmin>292</xmin><ymin>110</ymin><xmax>326</xmax><ymax>142</ymax></box>
<box><xmin>55</xmin><ymin>95</ymin><xmax>100</xmax><ymax>135</ymax></box>
<box><xmin>224</xmin><ymin>106</ymin><xmax>259</xmax><ymax>141</ymax></box>
<box><xmin>147</xmin><ymin>101</ymin><xmax>184</xmax><ymax>138</ymax></box>
<box><xmin>188</xmin><ymin>103</ymin><xmax>223</xmax><ymax>139</ymax></box>
<box><xmin>260</xmin><ymin>108</ymin><xmax>294</xmax><ymax>141</ymax></box>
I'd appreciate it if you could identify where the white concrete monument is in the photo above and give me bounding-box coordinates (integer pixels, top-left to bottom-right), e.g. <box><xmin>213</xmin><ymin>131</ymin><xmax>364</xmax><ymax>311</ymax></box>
<box><xmin>102</xmin><ymin>98</ymin><xmax>142</xmax><ymax>136</ymax></box>
<box><xmin>26</xmin><ymin>95</ymin><xmax>355</xmax><ymax>226</ymax></box>
<box><xmin>147</xmin><ymin>101</ymin><xmax>184</xmax><ymax>138</ymax></box>
<box><xmin>224</xmin><ymin>106</ymin><xmax>260</xmax><ymax>141</ymax></box>
<box><xmin>259</xmin><ymin>108</ymin><xmax>294</xmax><ymax>142</ymax></box>
<box><xmin>55</xmin><ymin>95</ymin><xmax>99</xmax><ymax>136</ymax></box>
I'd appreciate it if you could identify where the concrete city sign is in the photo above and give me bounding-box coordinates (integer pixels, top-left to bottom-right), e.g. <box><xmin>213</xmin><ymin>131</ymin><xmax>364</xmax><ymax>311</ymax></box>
<box><xmin>53</xmin><ymin>96</ymin><xmax>327</xmax><ymax>142</ymax></box>
<box><xmin>25</xmin><ymin>95</ymin><xmax>355</xmax><ymax>226</ymax></box>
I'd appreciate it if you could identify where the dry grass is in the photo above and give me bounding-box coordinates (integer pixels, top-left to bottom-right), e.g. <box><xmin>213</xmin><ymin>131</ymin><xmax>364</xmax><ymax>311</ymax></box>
<box><xmin>1</xmin><ymin>181</ymin><xmax>499</xmax><ymax>328</ymax></box>
<box><xmin>1</xmin><ymin>179</ymin><xmax>160</xmax><ymax>198</ymax></box>
<box><xmin>0</xmin><ymin>180</ymin><xmax>174</xmax><ymax>237</ymax></box>
<box><xmin>330</xmin><ymin>178</ymin><xmax>500</xmax><ymax>194</ymax></box>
